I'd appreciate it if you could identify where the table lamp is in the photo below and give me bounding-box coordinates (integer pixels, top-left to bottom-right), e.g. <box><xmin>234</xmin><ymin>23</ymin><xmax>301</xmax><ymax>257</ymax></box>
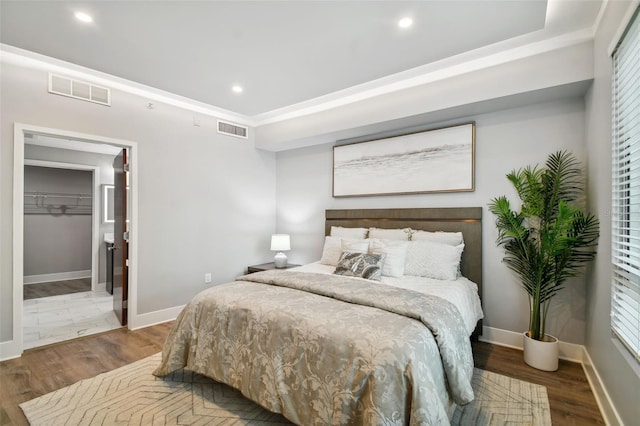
<box><xmin>271</xmin><ymin>234</ymin><xmax>291</xmax><ymax>268</ymax></box>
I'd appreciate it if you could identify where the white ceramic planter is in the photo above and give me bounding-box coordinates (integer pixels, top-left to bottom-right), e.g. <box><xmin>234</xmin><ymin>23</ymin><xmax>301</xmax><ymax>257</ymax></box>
<box><xmin>523</xmin><ymin>332</ymin><xmax>559</xmax><ymax>371</ymax></box>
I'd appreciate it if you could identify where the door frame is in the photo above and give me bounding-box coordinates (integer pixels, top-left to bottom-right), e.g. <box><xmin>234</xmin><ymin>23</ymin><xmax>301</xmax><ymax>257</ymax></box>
<box><xmin>23</xmin><ymin>160</ymin><xmax>100</xmax><ymax>291</ymax></box>
<box><xmin>12</xmin><ymin>123</ymin><xmax>139</xmax><ymax>356</ymax></box>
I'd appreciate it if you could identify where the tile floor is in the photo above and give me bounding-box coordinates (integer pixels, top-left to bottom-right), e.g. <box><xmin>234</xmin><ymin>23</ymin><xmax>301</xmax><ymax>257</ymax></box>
<box><xmin>23</xmin><ymin>290</ymin><xmax>122</xmax><ymax>350</ymax></box>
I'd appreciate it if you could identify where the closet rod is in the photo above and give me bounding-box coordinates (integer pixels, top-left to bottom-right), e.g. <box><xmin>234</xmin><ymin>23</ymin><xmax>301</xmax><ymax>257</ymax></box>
<box><xmin>24</xmin><ymin>191</ymin><xmax>92</xmax><ymax>200</ymax></box>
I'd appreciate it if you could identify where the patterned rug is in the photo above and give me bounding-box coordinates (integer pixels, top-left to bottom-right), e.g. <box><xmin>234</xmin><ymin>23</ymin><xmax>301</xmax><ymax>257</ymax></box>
<box><xmin>20</xmin><ymin>353</ymin><xmax>551</xmax><ymax>425</ymax></box>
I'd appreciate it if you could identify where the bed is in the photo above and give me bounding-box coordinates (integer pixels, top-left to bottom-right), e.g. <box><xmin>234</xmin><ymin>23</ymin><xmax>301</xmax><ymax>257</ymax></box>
<box><xmin>154</xmin><ymin>208</ymin><xmax>483</xmax><ymax>425</ymax></box>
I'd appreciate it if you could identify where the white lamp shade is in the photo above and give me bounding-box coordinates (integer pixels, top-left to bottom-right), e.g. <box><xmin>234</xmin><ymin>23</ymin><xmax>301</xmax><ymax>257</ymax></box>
<box><xmin>270</xmin><ymin>234</ymin><xmax>291</xmax><ymax>251</ymax></box>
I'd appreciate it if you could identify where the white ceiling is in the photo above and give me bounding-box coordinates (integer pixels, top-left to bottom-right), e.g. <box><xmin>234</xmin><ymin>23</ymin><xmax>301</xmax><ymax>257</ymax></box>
<box><xmin>0</xmin><ymin>1</ymin><xmax>603</xmax><ymax>118</ymax></box>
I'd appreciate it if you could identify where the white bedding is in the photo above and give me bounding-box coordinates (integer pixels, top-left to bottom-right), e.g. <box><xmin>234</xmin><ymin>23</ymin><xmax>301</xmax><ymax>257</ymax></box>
<box><xmin>289</xmin><ymin>261</ymin><xmax>484</xmax><ymax>335</ymax></box>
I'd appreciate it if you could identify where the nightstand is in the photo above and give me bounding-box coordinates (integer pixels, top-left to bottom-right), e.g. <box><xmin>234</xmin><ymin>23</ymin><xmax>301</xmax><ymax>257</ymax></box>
<box><xmin>247</xmin><ymin>262</ymin><xmax>301</xmax><ymax>273</ymax></box>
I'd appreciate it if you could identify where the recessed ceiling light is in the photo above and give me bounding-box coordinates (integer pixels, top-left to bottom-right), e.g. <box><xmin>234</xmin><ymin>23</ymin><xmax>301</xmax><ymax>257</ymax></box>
<box><xmin>232</xmin><ymin>85</ymin><xmax>243</xmax><ymax>94</ymax></box>
<box><xmin>398</xmin><ymin>17</ymin><xmax>413</xmax><ymax>29</ymax></box>
<box><xmin>74</xmin><ymin>11</ymin><xmax>93</xmax><ymax>23</ymax></box>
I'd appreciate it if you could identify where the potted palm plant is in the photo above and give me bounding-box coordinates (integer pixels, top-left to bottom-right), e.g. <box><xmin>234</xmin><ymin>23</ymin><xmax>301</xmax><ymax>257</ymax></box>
<box><xmin>488</xmin><ymin>151</ymin><xmax>599</xmax><ymax>371</ymax></box>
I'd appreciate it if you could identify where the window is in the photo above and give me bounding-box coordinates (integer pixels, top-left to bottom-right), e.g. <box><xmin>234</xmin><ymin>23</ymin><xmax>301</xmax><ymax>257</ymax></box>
<box><xmin>611</xmin><ymin>7</ymin><xmax>640</xmax><ymax>362</ymax></box>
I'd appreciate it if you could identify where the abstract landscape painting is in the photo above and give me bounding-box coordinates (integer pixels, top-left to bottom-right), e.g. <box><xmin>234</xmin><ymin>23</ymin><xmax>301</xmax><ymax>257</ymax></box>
<box><xmin>333</xmin><ymin>122</ymin><xmax>475</xmax><ymax>197</ymax></box>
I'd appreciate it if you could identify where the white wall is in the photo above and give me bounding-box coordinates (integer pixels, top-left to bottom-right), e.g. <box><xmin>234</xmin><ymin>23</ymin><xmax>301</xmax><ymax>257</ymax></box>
<box><xmin>0</xmin><ymin>62</ymin><xmax>277</xmax><ymax>343</ymax></box>
<box><xmin>584</xmin><ymin>1</ymin><xmax>640</xmax><ymax>425</ymax></box>
<box><xmin>276</xmin><ymin>97</ymin><xmax>588</xmax><ymax>344</ymax></box>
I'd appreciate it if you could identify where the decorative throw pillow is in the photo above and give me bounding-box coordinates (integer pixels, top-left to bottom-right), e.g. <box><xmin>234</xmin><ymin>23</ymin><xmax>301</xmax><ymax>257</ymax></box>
<box><xmin>330</xmin><ymin>226</ymin><xmax>368</xmax><ymax>239</ymax></box>
<box><xmin>368</xmin><ymin>238</ymin><xmax>409</xmax><ymax>277</ymax></box>
<box><xmin>404</xmin><ymin>240</ymin><xmax>464</xmax><ymax>280</ymax></box>
<box><xmin>410</xmin><ymin>230</ymin><xmax>464</xmax><ymax>246</ymax></box>
<box><xmin>368</xmin><ymin>227</ymin><xmax>412</xmax><ymax>241</ymax></box>
<box><xmin>334</xmin><ymin>252</ymin><xmax>385</xmax><ymax>281</ymax></box>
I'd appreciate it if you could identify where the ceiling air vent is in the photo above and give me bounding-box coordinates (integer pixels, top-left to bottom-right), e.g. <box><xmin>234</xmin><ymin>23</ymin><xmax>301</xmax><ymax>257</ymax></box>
<box><xmin>49</xmin><ymin>73</ymin><xmax>111</xmax><ymax>106</ymax></box>
<box><xmin>217</xmin><ymin>120</ymin><xmax>248</xmax><ymax>139</ymax></box>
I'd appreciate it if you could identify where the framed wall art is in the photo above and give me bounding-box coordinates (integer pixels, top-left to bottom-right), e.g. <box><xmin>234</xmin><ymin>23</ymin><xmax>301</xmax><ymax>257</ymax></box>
<box><xmin>333</xmin><ymin>122</ymin><xmax>475</xmax><ymax>197</ymax></box>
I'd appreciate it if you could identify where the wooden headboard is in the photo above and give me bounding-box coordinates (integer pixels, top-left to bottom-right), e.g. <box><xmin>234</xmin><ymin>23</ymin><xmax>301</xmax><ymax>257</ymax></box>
<box><xmin>325</xmin><ymin>207</ymin><xmax>483</xmax><ymax>304</ymax></box>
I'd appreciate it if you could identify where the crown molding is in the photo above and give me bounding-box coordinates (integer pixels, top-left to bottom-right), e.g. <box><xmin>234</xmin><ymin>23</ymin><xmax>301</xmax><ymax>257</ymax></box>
<box><xmin>591</xmin><ymin>0</ymin><xmax>609</xmax><ymax>37</ymax></box>
<box><xmin>252</xmin><ymin>28</ymin><xmax>594</xmax><ymax>127</ymax></box>
<box><xmin>2</xmin><ymin>26</ymin><xmax>594</xmax><ymax>130</ymax></box>
<box><xmin>0</xmin><ymin>44</ymin><xmax>254</xmax><ymax>126</ymax></box>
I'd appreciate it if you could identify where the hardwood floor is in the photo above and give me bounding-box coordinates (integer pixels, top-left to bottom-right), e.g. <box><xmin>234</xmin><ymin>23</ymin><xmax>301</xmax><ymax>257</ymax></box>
<box><xmin>23</xmin><ymin>278</ymin><xmax>92</xmax><ymax>300</ymax></box>
<box><xmin>0</xmin><ymin>323</ymin><xmax>604</xmax><ymax>425</ymax></box>
<box><xmin>0</xmin><ymin>322</ymin><xmax>172</xmax><ymax>426</ymax></box>
<box><xmin>473</xmin><ymin>341</ymin><xmax>605</xmax><ymax>425</ymax></box>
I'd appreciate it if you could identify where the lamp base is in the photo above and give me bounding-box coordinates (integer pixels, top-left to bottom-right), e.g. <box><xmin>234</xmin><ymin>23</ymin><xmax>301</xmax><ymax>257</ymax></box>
<box><xmin>274</xmin><ymin>252</ymin><xmax>288</xmax><ymax>268</ymax></box>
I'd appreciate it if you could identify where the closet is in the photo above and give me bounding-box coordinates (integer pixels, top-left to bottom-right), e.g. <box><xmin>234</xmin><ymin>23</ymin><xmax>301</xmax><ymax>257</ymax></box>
<box><xmin>23</xmin><ymin>166</ymin><xmax>93</xmax><ymax>288</ymax></box>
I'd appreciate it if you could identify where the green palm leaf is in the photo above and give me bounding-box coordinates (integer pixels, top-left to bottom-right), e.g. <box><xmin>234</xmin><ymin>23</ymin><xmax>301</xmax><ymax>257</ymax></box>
<box><xmin>489</xmin><ymin>151</ymin><xmax>599</xmax><ymax>340</ymax></box>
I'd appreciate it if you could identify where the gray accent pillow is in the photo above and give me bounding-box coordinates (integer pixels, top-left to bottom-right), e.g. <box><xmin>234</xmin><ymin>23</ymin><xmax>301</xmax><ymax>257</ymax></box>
<box><xmin>334</xmin><ymin>252</ymin><xmax>386</xmax><ymax>281</ymax></box>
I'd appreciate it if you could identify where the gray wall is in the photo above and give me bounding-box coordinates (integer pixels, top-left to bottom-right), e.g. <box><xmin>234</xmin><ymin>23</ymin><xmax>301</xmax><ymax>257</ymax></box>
<box><xmin>276</xmin><ymin>97</ymin><xmax>588</xmax><ymax>344</ymax></box>
<box><xmin>0</xmin><ymin>62</ymin><xmax>277</xmax><ymax>341</ymax></box>
<box><xmin>23</xmin><ymin>166</ymin><xmax>92</xmax><ymax>277</ymax></box>
<box><xmin>25</xmin><ymin>145</ymin><xmax>117</xmax><ymax>284</ymax></box>
<box><xmin>585</xmin><ymin>1</ymin><xmax>640</xmax><ymax>424</ymax></box>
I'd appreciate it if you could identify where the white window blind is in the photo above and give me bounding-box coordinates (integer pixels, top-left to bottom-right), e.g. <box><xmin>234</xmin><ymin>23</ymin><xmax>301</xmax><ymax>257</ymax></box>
<box><xmin>611</xmin><ymin>7</ymin><xmax>640</xmax><ymax>363</ymax></box>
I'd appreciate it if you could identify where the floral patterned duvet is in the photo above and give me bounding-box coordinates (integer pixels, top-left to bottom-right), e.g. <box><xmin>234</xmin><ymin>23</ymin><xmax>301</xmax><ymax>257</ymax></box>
<box><xmin>154</xmin><ymin>270</ymin><xmax>475</xmax><ymax>425</ymax></box>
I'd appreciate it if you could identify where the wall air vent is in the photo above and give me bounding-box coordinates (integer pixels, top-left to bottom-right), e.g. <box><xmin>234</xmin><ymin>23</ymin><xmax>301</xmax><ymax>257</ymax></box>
<box><xmin>48</xmin><ymin>74</ymin><xmax>111</xmax><ymax>106</ymax></box>
<box><xmin>217</xmin><ymin>120</ymin><xmax>248</xmax><ymax>139</ymax></box>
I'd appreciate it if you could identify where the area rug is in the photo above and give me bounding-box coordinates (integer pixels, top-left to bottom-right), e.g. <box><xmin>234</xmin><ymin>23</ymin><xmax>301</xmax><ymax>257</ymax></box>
<box><xmin>20</xmin><ymin>353</ymin><xmax>551</xmax><ymax>425</ymax></box>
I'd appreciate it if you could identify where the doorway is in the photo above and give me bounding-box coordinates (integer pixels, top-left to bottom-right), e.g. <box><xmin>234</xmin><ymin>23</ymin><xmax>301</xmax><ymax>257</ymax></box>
<box><xmin>22</xmin><ymin>157</ymin><xmax>119</xmax><ymax>349</ymax></box>
<box><xmin>12</xmin><ymin>123</ymin><xmax>138</xmax><ymax>355</ymax></box>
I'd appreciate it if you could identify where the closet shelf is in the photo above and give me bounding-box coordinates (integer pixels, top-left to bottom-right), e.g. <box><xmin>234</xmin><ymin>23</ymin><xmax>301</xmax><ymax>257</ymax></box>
<box><xmin>24</xmin><ymin>191</ymin><xmax>92</xmax><ymax>215</ymax></box>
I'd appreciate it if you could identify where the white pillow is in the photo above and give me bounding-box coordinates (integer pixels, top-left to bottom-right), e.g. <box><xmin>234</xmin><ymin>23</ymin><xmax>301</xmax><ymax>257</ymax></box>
<box><xmin>320</xmin><ymin>237</ymin><xmax>369</xmax><ymax>266</ymax></box>
<box><xmin>404</xmin><ymin>240</ymin><xmax>464</xmax><ymax>280</ymax></box>
<box><xmin>368</xmin><ymin>227</ymin><xmax>411</xmax><ymax>241</ymax></box>
<box><xmin>330</xmin><ymin>226</ymin><xmax>368</xmax><ymax>239</ymax></box>
<box><xmin>320</xmin><ymin>236</ymin><xmax>343</xmax><ymax>266</ymax></box>
<box><xmin>368</xmin><ymin>238</ymin><xmax>409</xmax><ymax>278</ymax></box>
<box><xmin>342</xmin><ymin>238</ymin><xmax>369</xmax><ymax>254</ymax></box>
<box><xmin>410</xmin><ymin>230</ymin><xmax>464</xmax><ymax>246</ymax></box>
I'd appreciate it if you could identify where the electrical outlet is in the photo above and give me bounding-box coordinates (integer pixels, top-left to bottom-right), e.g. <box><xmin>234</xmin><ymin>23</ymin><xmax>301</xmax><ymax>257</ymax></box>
<box><xmin>204</xmin><ymin>273</ymin><xmax>212</xmax><ymax>284</ymax></box>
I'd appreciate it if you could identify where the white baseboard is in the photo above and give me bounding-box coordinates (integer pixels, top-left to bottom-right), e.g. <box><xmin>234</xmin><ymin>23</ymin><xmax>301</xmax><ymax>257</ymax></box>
<box><xmin>24</xmin><ymin>270</ymin><xmax>91</xmax><ymax>285</ymax></box>
<box><xmin>479</xmin><ymin>326</ymin><xmax>583</xmax><ymax>362</ymax></box>
<box><xmin>129</xmin><ymin>305</ymin><xmax>184</xmax><ymax>331</ymax></box>
<box><xmin>581</xmin><ymin>348</ymin><xmax>623</xmax><ymax>426</ymax></box>
<box><xmin>480</xmin><ymin>326</ymin><xmax>620</xmax><ymax>425</ymax></box>
<box><xmin>0</xmin><ymin>339</ymin><xmax>21</xmax><ymax>361</ymax></box>
<box><xmin>479</xmin><ymin>326</ymin><xmax>523</xmax><ymax>349</ymax></box>
<box><xmin>95</xmin><ymin>282</ymin><xmax>106</xmax><ymax>292</ymax></box>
